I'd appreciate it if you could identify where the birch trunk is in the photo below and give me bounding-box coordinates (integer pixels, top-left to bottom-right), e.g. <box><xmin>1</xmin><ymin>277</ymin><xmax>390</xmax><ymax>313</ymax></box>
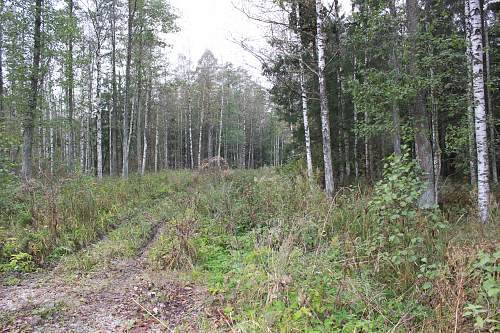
<box><xmin>198</xmin><ymin>90</ymin><xmax>204</xmax><ymax>167</ymax></box>
<box><xmin>315</xmin><ymin>0</ymin><xmax>334</xmax><ymax>196</ymax></box>
<box><xmin>188</xmin><ymin>98</ymin><xmax>194</xmax><ymax>168</ymax></box>
<box><xmin>80</xmin><ymin>114</ymin><xmax>85</xmax><ymax>170</ymax></box>
<box><xmin>295</xmin><ymin>2</ymin><xmax>313</xmax><ymax>181</ymax></box>
<box><xmin>155</xmin><ymin>107</ymin><xmax>159</xmax><ymax>172</ymax></box>
<box><xmin>49</xmin><ymin>98</ymin><xmax>54</xmax><ymax>175</ymax></box>
<box><xmin>484</xmin><ymin>17</ymin><xmax>498</xmax><ymax>184</ymax></box>
<box><xmin>208</xmin><ymin>124</ymin><xmax>213</xmax><ymax>159</ymax></box>
<box><xmin>67</xmin><ymin>0</ymin><xmax>75</xmax><ymax>171</ymax></box>
<box><xmin>122</xmin><ymin>0</ymin><xmax>136</xmax><ymax>179</ymax></box>
<box><xmin>110</xmin><ymin>0</ymin><xmax>117</xmax><ymax>176</ymax></box>
<box><xmin>468</xmin><ymin>0</ymin><xmax>491</xmax><ymax>223</ymax></box>
<box><xmin>241</xmin><ymin>115</ymin><xmax>246</xmax><ymax>168</ymax></box>
<box><xmin>141</xmin><ymin>82</ymin><xmax>150</xmax><ymax>176</ymax></box>
<box><xmin>164</xmin><ymin>105</ymin><xmax>169</xmax><ymax>169</ymax></box>
<box><xmin>96</xmin><ymin>44</ymin><xmax>103</xmax><ymax>179</ymax></box>
<box><xmin>217</xmin><ymin>86</ymin><xmax>224</xmax><ymax>166</ymax></box>
<box><xmin>353</xmin><ymin>57</ymin><xmax>359</xmax><ymax>179</ymax></box>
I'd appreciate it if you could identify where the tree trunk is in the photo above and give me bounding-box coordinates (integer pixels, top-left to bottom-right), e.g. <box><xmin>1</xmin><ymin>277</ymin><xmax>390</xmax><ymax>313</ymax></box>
<box><xmin>241</xmin><ymin>115</ymin><xmax>246</xmax><ymax>168</ymax></box>
<box><xmin>22</xmin><ymin>0</ymin><xmax>43</xmax><ymax>181</ymax></box>
<box><xmin>96</xmin><ymin>40</ymin><xmax>103</xmax><ymax>179</ymax></box>
<box><xmin>154</xmin><ymin>106</ymin><xmax>159</xmax><ymax>172</ymax></box>
<box><xmin>80</xmin><ymin>114</ymin><xmax>85</xmax><ymax>170</ymax></box>
<box><xmin>430</xmin><ymin>69</ymin><xmax>441</xmax><ymax>203</ymax></box>
<box><xmin>198</xmin><ymin>90</ymin><xmax>204</xmax><ymax>167</ymax></box>
<box><xmin>295</xmin><ymin>2</ymin><xmax>313</xmax><ymax>181</ymax></box>
<box><xmin>188</xmin><ymin>98</ymin><xmax>194</xmax><ymax>168</ymax></box>
<box><xmin>122</xmin><ymin>0</ymin><xmax>136</xmax><ymax>179</ymax></box>
<box><xmin>141</xmin><ymin>80</ymin><xmax>150</xmax><ymax>176</ymax></box>
<box><xmin>353</xmin><ymin>57</ymin><xmax>359</xmax><ymax>179</ymax></box>
<box><xmin>0</xmin><ymin>10</ymin><xmax>3</xmax><ymax>119</ymax></box>
<box><xmin>484</xmin><ymin>17</ymin><xmax>498</xmax><ymax>184</ymax></box>
<box><xmin>67</xmin><ymin>0</ymin><xmax>75</xmax><ymax>171</ymax></box>
<box><xmin>315</xmin><ymin>0</ymin><xmax>334</xmax><ymax>196</ymax></box>
<box><xmin>208</xmin><ymin>124</ymin><xmax>213</xmax><ymax>159</ymax></box>
<box><xmin>110</xmin><ymin>0</ymin><xmax>118</xmax><ymax>176</ymax></box>
<box><xmin>217</xmin><ymin>85</ymin><xmax>224</xmax><ymax>166</ymax></box>
<box><xmin>389</xmin><ymin>0</ymin><xmax>402</xmax><ymax>156</ymax></box>
<box><xmin>468</xmin><ymin>0</ymin><xmax>491</xmax><ymax>223</ymax></box>
<box><xmin>164</xmin><ymin>104</ymin><xmax>169</xmax><ymax>169</ymax></box>
<box><xmin>49</xmin><ymin>96</ymin><xmax>54</xmax><ymax>174</ymax></box>
<box><xmin>135</xmin><ymin>47</ymin><xmax>144</xmax><ymax>173</ymax></box>
<box><xmin>407</xmin><ymin>0</ymin><xmax>436</xmax><ymax>208</ymax></box>
<box><xmin>466</xmin><ymin>0</ymin><xmax>478</xmax><ymax>186</ymax></box>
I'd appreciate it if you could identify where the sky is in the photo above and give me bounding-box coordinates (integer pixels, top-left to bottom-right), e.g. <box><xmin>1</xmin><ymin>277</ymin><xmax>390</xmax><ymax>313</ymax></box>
<box><xmin>165</xmin><ymin>0</ymin><xmax>351</xmax><ymax>83</ymax></box>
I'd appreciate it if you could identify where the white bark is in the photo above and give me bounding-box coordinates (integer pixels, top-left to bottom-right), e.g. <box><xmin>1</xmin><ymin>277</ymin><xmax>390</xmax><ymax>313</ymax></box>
<box><xmin>188</xmin><ymin>98</ymin><xmax>194</xmax><ymax>168</ymax></box>
<box><xmin>217</xmin><ymin>85</ymin><xmax>224</xmax><ymax>167</ymax></box>
<box><xmin>468</xmin><ymin>0</ymin><xmax>491</xmax><ymax>223</ymax></box>
<box><xmin>315</xmin><ymin>0</ymin><xmax>334</xmax><ymax>196</ymax></box>
<box><xmin>353</xmin><ymin>57</ymin><xmax>359</xmax><ymax>178</ymax></box>
<box><xmin>155</xmin><ymin>108</ymin><xmax>159</xmax><ymax>173</ymax></box>
<box><xmin>96</xmin><ymin>55</ymin><xmax>103</xmax><ymax>179</ymax></box>
<box><xmin>80</xmin><ymin>114</ymin><xmax>85</xmax><ymax>170</ymax></box>
<box><xmin>295</xmin><ymin>3</ymin><xmax>313</xmax><ymax>181</ymax></box>
<box><xmin>484</xmin><ymin>18</ymin><xmax>498</xmax><ymax>184</ymax></box>
<box><xmin>141</xmin><ymin>93</ymin><xmax>148</xmax><ymax>176</ymax></box>
<box><xmin>198</xmin><ymin>91</ymin><xmax>204</xmax><ymax>168</ymax></box>
<box><xmin>49</xmin><ymin>101</ymin><xmax>54</xmax><ymax>175</ymax></box>
<box><xmin>164</xmin><ymin>105</ymin><xmax>169</xmax><ymax>169</ymax></box>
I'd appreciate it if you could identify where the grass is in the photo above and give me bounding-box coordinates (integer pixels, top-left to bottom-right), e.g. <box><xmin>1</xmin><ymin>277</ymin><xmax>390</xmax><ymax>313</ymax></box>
<box><xmin>147</xmin><ymin>168</ymin><xmax>499</xmax><ymax>332</ymax></box>
<box><xmin>1</xmin><ymin>167</ymin><xmax>498</xmax><ymax>331</ymax></box>
<box><xmin>0</xmin><ymin>171</ymin><xmax>192</xmax><ymax>271</ymax></box>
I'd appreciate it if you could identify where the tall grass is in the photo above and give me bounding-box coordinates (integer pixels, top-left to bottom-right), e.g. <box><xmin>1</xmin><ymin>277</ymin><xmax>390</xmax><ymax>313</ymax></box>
<box><xmin>149</xmin><ymin>169</ymin><xmax>499</xmax><ymax>332</ymax></box>
<box><xmin>0</xmin><ymin>171</ymin><xmax>192</xmax><ymax>268</ymax></box>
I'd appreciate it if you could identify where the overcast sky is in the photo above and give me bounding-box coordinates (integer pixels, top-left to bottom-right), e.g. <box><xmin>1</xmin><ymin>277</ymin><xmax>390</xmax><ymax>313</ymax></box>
<box><xmin>165</xmin><ymin>0</ymin><xmax>351</xmax><ymax>83</ymax></box>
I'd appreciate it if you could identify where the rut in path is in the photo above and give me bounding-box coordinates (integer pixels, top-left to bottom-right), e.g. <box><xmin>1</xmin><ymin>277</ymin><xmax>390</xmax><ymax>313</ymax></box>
<box><xmin>0</xmin><ymin>217</ymin><xmax>219</xmax><ymax>333</ymax></box>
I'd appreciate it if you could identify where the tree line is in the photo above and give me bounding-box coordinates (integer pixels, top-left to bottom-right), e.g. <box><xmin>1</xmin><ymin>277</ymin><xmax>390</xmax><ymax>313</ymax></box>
<box><xmin>1</xmin><ymin>0</ymin><xmax>499</xmax><ymax>223</ymax></box>
<box><xmin>0</xmin><ymin>0</ymin><xmax>285</xmax><ymax>184</ymax></box>
<box><xmin>247</xmin><ymin>0</ymin><xmax>499</xmax><ymax>223</ymax></box>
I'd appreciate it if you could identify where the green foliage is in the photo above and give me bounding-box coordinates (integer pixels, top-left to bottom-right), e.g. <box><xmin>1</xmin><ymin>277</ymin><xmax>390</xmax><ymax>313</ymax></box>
<box><xmin>145</xmin><ymin>170</ymin><xmax>499</xmax><ymax>331</ymax></box>
<box><xmin>463</xmin><ymin>249</ymin><xmax>500</xmax><ymax>331</ymax></box>
<box><xmin>1</xmin><ymin>252</ymin><xmax>35</xmax><ymax>273</ymax></box>
<box><xmin>369</xmin><ymin>150</ymin><xmax>424</xmax><ymax>222</ymax></box>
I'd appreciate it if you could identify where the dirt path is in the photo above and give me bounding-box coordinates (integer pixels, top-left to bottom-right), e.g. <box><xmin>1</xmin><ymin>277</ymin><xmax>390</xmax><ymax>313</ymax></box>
<box><xmin>0</xmin><ymin>220</ymin><xmax>219</xmax><ymax>332</ymax></box>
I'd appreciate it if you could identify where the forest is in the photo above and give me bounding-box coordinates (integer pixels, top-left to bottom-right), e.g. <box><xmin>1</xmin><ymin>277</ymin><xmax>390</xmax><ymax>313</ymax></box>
<box><xmin>0</xmin><ymin>0</ymin><xmax>499</xmax><ymax>332</ymax></box>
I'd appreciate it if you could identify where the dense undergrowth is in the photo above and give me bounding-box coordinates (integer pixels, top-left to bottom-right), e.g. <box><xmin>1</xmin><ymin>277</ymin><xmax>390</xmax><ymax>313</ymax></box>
<box><xmin>0</xmin><ymin>171</ymin><xmax>191</xmax><ymax>270</ymax></box>
<box><xmin>148</xmin><ymin>166</ymin><xmax>499</xmax><ymax>332</ymax></box>
<box><xmin>1</xmin><ymin>165</ymin><xmax>498</xmax><ymax>332</ymax></box>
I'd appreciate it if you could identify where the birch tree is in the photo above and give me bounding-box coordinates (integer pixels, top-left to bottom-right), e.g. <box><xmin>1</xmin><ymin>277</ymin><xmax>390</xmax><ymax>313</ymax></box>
<box><xmin>467</xmin><ymin>0</ymin><xmax>491</xmax><ymax>223</ymax></box>
<box><xmin>315</xmin><ymin>0</ymin><xmax>334</xmax><ymax>196</ymax></box>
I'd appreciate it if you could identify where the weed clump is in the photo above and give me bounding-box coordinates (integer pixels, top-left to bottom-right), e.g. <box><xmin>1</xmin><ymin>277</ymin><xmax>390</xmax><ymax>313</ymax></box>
<box><xmin>149</xmin><ymin>217</ymin><xmax>199</xmax><ymax>270</ymax></box>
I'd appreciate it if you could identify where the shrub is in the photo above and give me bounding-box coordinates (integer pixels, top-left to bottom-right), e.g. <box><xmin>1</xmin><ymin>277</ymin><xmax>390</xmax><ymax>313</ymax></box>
<box><xmin>369</xmin><ymin>150</ymin><xmax>424</xmax><ymax>223</ymax></box>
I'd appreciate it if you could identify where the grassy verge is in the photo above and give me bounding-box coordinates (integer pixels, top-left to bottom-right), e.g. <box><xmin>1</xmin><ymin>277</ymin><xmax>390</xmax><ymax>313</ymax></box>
<box><xmin>0</xmin><ymin>171</ymin><xmax>192</xmax><ymax>273</ymax></box>
<box><xmin>148</xmin><ymin>168</ymin><xmax>499</xmax><ymax>332</ymax></box>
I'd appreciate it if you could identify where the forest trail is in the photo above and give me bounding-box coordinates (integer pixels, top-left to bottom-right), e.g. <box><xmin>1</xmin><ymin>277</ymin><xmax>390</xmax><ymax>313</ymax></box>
<box><xmin>0</xmin><ymin>217</ymin><xmax>213</xmax><ymax>333</ymax></box>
